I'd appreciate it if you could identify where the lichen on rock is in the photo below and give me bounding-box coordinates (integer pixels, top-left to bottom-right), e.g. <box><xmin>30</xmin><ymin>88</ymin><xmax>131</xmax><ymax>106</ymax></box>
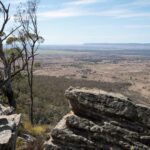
<box><xmin>44</xmin><ymin>87</ymin><xmax>150</xmax><ymax>150</ymax></box>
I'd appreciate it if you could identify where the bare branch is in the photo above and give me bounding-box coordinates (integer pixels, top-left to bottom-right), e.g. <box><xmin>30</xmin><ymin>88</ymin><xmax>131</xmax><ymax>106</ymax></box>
<box><xmin>2</xmin><ymin>25</ymin><xmax>21</xmax><ymax>41</ymax></box>
<box><xmin>0</xmin><ymin>1</ymin><xmax>10</xmax><ymax>34</ymax></box>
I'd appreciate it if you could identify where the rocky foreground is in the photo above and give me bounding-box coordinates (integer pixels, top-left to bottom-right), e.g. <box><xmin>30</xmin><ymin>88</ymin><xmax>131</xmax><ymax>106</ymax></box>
<box><xmin>45</xmin><ymin>87</ymin><xmax>150</xmax><ymax>150</ymax></box>
<box><xmin>0</xmin><ymin>104</ymin><xmax>21</xmax><ymax>150</ymax></box>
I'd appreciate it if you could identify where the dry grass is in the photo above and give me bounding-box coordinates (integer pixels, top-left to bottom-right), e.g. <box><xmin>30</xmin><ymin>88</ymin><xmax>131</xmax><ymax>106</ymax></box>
<box><xmin>24</xmin><ymin>121</ymin><xmax>48</xmax><ymax>136</ymax></box>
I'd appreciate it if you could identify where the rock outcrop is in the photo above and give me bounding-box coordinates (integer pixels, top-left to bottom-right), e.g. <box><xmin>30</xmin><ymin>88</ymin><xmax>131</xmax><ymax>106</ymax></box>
<box><xmin>0</xmin><ymin>104</ymin><xmax>21</xmax><ymax>150</ymax></box>
<box><xmin>44</xmin><ymin>87</ymin><xmax>150</xmax><ymax>150</ymax></box>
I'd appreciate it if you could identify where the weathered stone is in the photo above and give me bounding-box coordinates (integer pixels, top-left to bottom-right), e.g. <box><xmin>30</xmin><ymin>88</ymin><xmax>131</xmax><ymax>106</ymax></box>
<box><xmin>45</xmin><ymin>87</ymin><xmax>150</xmax><ymax>150</ymax></box>
<box><xmin>0</xmin><ymin>104</ymin><xmax>14</xmax><ymax>115</ymax></box>
<box><xmin>22</xmin><ymin>134</ymin><xmax>36</xmax><ymax>142</ymax></box>
<box><xmin>0</xmin><ymin>104</ymin><xmax>21</xmax><ymax>150</ymax></box>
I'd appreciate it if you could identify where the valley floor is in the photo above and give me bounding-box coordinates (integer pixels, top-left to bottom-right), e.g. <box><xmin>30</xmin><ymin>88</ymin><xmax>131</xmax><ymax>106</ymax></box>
<box><xmin>34</xmin><ymin>50</ymin><xmax>150</xmax><ymax>106</ymax></box>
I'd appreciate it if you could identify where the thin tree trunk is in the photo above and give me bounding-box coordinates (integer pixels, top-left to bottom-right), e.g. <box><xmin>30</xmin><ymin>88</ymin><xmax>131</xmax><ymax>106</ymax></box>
<box><xmin>4</xmin><ymin>64</ymin><xmax>16</xmax><ymax>109</ymax></box>
<box><xmin>29</xmin><ymin>73</ymin><xmax>34</xmax><ymax>124</ymax></box>
<box><xmin>0</xmin><ymin>38</ymin><xmax>16</xmax><ymax>109</ymax></box>
<box><xmin>29</xmin><ymin>54</ymin><xmax>34</xmax><ymax>124</ymax></box>
<box><xmin>30</xmin><ymin>93</ymin><xmax>34</xmax><ymax>125</ymax></box>
<box><xmin>27</xmin><ymin>51</ymin><xmax>34</xmax><ymax>125</ymax></box>
<box><xmin>5</xmin><ymin>81</ymin><xmax>16</xmax><ymax>109</ymax></box>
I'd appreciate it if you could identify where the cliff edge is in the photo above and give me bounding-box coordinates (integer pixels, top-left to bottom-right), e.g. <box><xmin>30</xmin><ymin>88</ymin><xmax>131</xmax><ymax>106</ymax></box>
<box><xmin>45</xmin><ymin>87</ymin><xmax>150</xmax><ymax>150</ymax></box>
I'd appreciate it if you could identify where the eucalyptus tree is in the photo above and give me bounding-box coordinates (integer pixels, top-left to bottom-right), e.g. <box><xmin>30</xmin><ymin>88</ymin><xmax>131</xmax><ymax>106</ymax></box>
<box><xmin>0</xmin><ymin>0</ymin><xmax>43</xmax><ymax>114</ymax></box>
<box><xmin>16</xmin><ymin>0</ymin><xmax>44</xmax><ymax>124</ymax></box>
<box><xmin>0</xmin><ymin>1</ymin><xmax>23</xmax><ymax>109</ymax></box>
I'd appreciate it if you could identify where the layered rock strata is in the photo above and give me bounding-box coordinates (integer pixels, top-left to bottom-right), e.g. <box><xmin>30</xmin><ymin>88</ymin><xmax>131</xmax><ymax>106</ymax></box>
<box><xmin>45</xmin><ymin>87</ymin><xmax>150</xmax><ymax>150</ymax></box>
<box><xmin>0</xmin><ymin>104</ymin><xmax>21</xmax><ymax>150</ymax></box>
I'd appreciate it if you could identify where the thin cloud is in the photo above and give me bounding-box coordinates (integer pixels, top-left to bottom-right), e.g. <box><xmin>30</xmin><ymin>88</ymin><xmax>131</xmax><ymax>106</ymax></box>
<box><xmin>38</xmin><ymin>0</ymin><xmax>150</xmax><ymax>19</ymax></box>
<box><xmin>7</xmin><ymin>0</ymin><xmax>27</xmax><ymax>5</ymax></box>
<box><xmin>94</xmin><ymin>9</ymin><xmax>150</xmax><ymax>18</ymax></box>
<box><xmin>94</xmin><ymin>9</ymin><xmax>129</xmax><ymax>17</ymax></box>
<box><xmin>66</xmin><ymin>0</ymin><xmax>100</xmax><ymax>6</ymax></box>
<box><xmin>39</xmin><ymin>7</ymin><xmax>150</xmax><ymax>19</ymax></box>
<box><xmin>116</xmin><ymin>12</ymin><xmax>150</xmax><ymax>18</ymax></box>
<box><xmin>125</xmin><ymin>0</ymin><xmax>150</xmax><ymax>7</ymax></box>
<box><xmin>114</xmin><ymin>0</ymin><xmax>150</xmax><ymax>11</ymax></box>
<box><xmin>38</xmin><ymin>7</ymin><xmax>87</xmax><ymax>18</ymax></box>
<box><xmin>125</xmin><ymin>25</ymin><xmax>150</xmax><ymax>29</ymax></box>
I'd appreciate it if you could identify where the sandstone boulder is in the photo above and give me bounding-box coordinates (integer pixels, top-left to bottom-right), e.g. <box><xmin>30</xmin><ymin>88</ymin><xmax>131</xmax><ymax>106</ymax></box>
<box><xmin>45</xmin><ymin>87</ymin><xmax>150</xmax><ymax>150</ymax></box>
<box><xmin>0</xmin><ymin>104</ymin><xmax>21</xmax><ymax>150</ymax></box>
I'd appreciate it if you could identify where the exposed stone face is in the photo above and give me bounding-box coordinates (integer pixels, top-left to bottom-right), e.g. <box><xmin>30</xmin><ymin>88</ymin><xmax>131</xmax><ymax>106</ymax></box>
<box><xmin>0</xmin><ymin>104</ymin><xmax>21</xmax><ymax>150</ymax></box>
<box><xmin>0</xmin><ymin>104</ymin><xmax>14</xmax><ymax>115</ymax></box>
<box><xmin>45</xmin><ymin>87</ymin><xmax>150</xmax><ymax>150</ymax></box>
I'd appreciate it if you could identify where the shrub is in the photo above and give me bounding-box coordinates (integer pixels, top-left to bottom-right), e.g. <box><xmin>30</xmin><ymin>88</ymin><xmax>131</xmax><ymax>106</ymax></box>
<box><xmin>16</xmin><ymin>137</ymin><xmax>27</xmax><ymax>150</ymax></box>
<box><xmin>24</xmin><ymin>121</ymin><xmax>48</xmax><ymax>136</ymax></box>
<box><xmin>34</xmin><ymin>62</ymin><xmax>42</xmax><ymax>68</ymax></box>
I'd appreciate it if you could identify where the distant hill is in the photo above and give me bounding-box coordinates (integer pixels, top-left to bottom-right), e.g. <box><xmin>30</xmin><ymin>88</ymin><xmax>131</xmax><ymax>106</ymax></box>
<box><xmin>39</xmin><ymin>43</ymin><xmax>150</xmax><ymax>51</ymax></box>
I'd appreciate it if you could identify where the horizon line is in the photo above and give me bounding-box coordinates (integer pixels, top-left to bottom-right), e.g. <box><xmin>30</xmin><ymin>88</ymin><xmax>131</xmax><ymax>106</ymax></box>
<box><xmin>41</xmin><ymin>43</ymin><xmax>150</xmax><ymax>46</ymax></box>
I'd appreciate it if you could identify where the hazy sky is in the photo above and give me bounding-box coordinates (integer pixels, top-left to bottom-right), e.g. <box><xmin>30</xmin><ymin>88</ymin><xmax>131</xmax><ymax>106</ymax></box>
<box><xmin>3</xmin><ymin>0</ymin><xmax>150</xmax><ymax>44</ymax></box>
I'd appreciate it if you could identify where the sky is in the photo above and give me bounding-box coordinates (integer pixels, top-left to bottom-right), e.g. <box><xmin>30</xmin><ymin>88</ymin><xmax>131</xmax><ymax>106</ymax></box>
<box><xmin>2</xmin><ymin>0</ymin><xmax>150</xmax><ymax>44</ymax></box>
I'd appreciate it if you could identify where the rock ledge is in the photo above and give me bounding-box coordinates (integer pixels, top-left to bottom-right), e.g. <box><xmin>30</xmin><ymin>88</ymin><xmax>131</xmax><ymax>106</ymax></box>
<box><xmin>45</xmin><ymin>87</ymin><xmax>150</xmax><ymax>150</ymax></box>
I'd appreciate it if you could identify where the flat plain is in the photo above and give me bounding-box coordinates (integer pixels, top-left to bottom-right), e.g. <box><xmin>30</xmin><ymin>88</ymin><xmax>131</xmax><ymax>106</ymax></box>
<box><xmin>34</xmin><ymin>49</ymin><xmax>150</xmax><ymax>106</ymax></box>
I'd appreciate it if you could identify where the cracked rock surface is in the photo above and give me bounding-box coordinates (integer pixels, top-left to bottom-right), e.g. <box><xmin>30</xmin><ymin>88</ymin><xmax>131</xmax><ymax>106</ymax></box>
<box><xmin>45</xmin><ymin>87</ymin><xmax>150</xmax><ymax>150</ymax></box>
<box><xmin>0</xmin><ymin>104</ymin><xmax>21</xmax><ymax>150</ymax></box>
